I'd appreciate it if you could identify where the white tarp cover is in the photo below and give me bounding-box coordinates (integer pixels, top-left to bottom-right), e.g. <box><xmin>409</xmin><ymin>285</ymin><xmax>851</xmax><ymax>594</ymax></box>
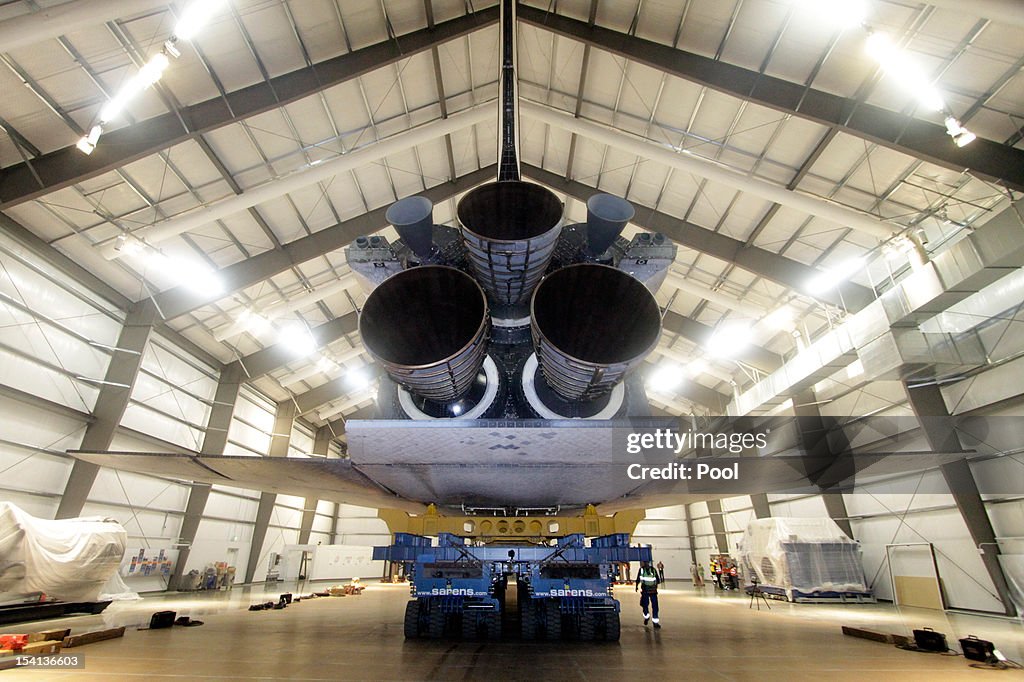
<box><xmin>0</xmin><ymin>502</ymin><xmax>127</xmax><ymax>603</ymax></box>
<box><xmin>739</xmin><ymin>517</ymin><xmax>869</xmax><ymax>595</ymax></box>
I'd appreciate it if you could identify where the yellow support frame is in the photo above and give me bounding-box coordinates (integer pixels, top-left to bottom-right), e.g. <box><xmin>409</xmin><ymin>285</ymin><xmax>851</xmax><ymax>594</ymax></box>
<box><xmin>378</xmin><ymin>504</ymin><xmax>645</xmax><ymax>541</ymax></box>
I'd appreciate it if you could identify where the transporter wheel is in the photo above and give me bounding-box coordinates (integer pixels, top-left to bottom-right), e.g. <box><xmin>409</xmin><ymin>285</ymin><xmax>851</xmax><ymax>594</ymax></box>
<box><xmin>604</xmin><ymin>612</ymin><xmax>621</xmax><ymax>642</ymax></box>
<box><xmin>520</xmin><ymin>599</ymin><xmax>537</xmax><ymax>640</ymax></box>
<box><xmin>461</xmin><ymin>612</ymin><xmax>480</xmax><ymax>640</ymax></box>
<box><xmin>579</xmin><ymin>612</ymin><xmax>596</xmax><ymax>641</ymax></box>
<box><xmin>544</xmin><ymin>600</ymin><xmax>562</xmax><ymax>641</ymax></box>
<box><xmin>427</xmin><ymin>607</ymin><xmax>445</xmax><ymax>638</ymax></box>
<box><xmin>484</xmin><ymin>611</ymin><xmax>502</xmax><ymax>640</ymax></box>
<box><xmin>404</xmin><ymin>601</ymin><xmax>421</xmax><ymax>639</ymax></box>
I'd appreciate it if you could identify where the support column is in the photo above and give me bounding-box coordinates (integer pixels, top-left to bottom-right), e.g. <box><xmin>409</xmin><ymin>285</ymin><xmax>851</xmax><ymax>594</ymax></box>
<box><xmin>705</xmin><ymin>499</ymin><xmax>730</xmax><ymax>554</ymax></box>
<box><xmin>167</xmin><ymin>364</ymin><xmax>244</xmax><ymax>590</ymax></box>
<box><xmin>684</xmin><ymin>503</ymin><xmax>698</xmax><ymax>565</ymax></box>
<box><xmin>298</xmin><ymin>426</ymin><xmax>330</xmax><ymax>545</ymax></box>
<box><xmin>244</xmin><ymin>400</ymin><xmax>296</xmax><ymax>583</ymax></box>
<box><xmin>793</xmin><ymin>389</ymin><xmax>854</xmax><ymax>538</ymax></box>
<box><xmin>904</xmin><ymin>381</ymin><xmax>1017</xmax><ymax>617</ymax></box>
<box><xmin>750</xmin><ymin>493</ymin><xmax>772</xmax><ymax>519</ymax></box>
<box><xmin>56</xmin><ymin>302</ymin><xmax>156</xmax><ymax>519</ymax></box>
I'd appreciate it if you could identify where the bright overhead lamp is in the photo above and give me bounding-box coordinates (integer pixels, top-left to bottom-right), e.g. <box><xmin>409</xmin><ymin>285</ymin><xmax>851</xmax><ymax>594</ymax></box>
<box><xmin>707</xmin><ymin>321</ymin><xmax>751</xmax><ymax>359</ymax></box>
<box><xmin>648</xmin><ymin>364</ymin><xmax>685</xmax><ymax>393</ymax></box>
<box><xmin>794</xmin><ymin>0</ymin><xmax>867</xmax><ymax>28</ymax></box>
<box><xmin>279</xmin><ymin>324</ymin><xmax>316</xmax><ymax>356</ymax></box>
<box><xmin>174</xmin><ymin>0</ymin><xmax>230</xmax><ymax>41</ymax></box>
<box><xmin>944</xmin><ymin>116</ymin><xmax>976</xmax><ymax>148</ymax></box>
<box><xmin>806</xmin><ymin>257</ymin><xmax>864</xmax><ymax>292</ymax></box>
<box><xmin>76</xmin><ymin>125</ymin><xmax>102</xmax><ymax>155</ymax></box>
<box><xmin>865</xmin><ymin>32</ymin><xmax>945</xmax><ymax>112</ymax></box>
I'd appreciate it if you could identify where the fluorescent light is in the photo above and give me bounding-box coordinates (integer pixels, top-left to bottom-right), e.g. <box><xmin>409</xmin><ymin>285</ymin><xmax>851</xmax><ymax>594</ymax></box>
<box><xmin>794</xmin><ymin>0</ymin><xmax>866</xmax><ymax>28</ymax></box>
<box><xmin>648</xmin><ymin>364</ymin><xmax>685</xmax><ymax>393</ymax></box>
<box><xmin>279</xmin><ymin>324</ymin><xmax>316</xmax><ymax>356</ymax></box>
<box><xmin>707</xmin><ymin>322</ymin><xmax>751</xmax><ymax>359</ymax></box>
<box><xmin>175</xmin><ymin>0</ymin><xmax>230</xmax><ymax>41</ymax></box>
<box><xmin>865</xmin><ymin>32</ymin><xmax>945</xmax><ymax>111</ymax></box>
<box><xmin>806</xmin><ymin>257</ymin><xmax>864</xmax><ymax>292</ymax></box>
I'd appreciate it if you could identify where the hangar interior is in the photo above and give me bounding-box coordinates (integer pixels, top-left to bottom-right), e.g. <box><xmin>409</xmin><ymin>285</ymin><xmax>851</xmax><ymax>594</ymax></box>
<box><xmin>0</xmin><ymin>0</ymin><xmax>1023</xmax><ymax>678</ymax></box>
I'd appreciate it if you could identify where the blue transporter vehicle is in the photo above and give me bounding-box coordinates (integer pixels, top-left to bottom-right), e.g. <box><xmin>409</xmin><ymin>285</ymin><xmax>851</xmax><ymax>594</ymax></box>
<box><xmin>373</xmin><ymin>532</ymin><xmax>651</xmax><ymax>642</ymax></box>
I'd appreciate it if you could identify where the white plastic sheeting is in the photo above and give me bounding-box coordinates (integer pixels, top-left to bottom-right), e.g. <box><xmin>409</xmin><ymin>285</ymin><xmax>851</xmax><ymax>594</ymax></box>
<box><xmin>738</xmin><ymin>517</ymin><xmax>870</xmax><ymax>600</ymax></box>
<box><xmin>0</xmin><ymin>502</ymin><xmax>127</xmax><ymax>603</ymax></box>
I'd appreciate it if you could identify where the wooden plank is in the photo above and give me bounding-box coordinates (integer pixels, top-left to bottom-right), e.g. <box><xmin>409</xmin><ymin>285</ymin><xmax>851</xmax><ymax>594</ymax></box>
<box><xmin>20</xmin><ymin>640</ymin><xmax>61</xmax><ymax>656</ymax></box>
<box><xmin>28</xmin><ymin>628</ymin><xmax>70</xmax><ymax>643</ymax></box>
<box><xmin>61</xmin><ymin>626</ymin><xmax>125</xmax><ymax>648</ymax></box>
<box><xmin>841</xmin><ymin>626</ymin><xmax>892</xmax><ymax>644</ymax></box>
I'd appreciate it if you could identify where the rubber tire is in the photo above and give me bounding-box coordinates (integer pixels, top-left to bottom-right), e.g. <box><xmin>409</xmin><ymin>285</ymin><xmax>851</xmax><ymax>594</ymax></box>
<box><xmin>605</xmin><ymin>612</ymin><xmax>620</xmax><ymax>642</ymax></box>
<box><xmin>484</xmin><ymin>611</ymin><xmax>501</xmax><ymax>640</ymax></box>
<box><xmin>579</xmin><ymin>612</ymin><xmax>596</xmax><ymax>641</ymax></box>
<box><xmin>520</xmin><ymin>600</ymin><xmax>536</xmax><ymax>641</ymax></box>
<box><xmin>461</xmin><ymin>611</ymin><xmax>478</xmax><ymax>640</ymax></box>
<box><xmin>545</xmin><ymin>600</ymin><xmax>562</xmax><ymax>641</ymax></box>
<box><xmin>427</xmin><ymin>607</ymin><xmax>445</xmax><ymax>638</ymax></box>
<box><xmin>404</xmin><ymin>600</ymin><xmax>420</xmax><ymax>639</ymax></box>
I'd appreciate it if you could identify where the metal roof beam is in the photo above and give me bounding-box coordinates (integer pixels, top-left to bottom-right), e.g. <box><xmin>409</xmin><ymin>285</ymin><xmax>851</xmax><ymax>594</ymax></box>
<box><xmin>518</xmin><ymin>4</ymin><xmax>1024</xmax><ymax>193</ymax></box>
<box><xmin>153</xmin><ymin>165</ymin><xmax>495</xmax><ymax>320</ymax></box>
<box><xmin>0</xmin><ymin>5</ymin><xmax>499</xmax><ymax>208</ymax></box>
<box><xmin>662</xmin><ymin>311</ymin><xmax>781</xmax><ymax>375</ymax></box>
<box><xmin>524</xmin><ymin>164</ymin><xmax>875</xmax><ymax>312</ymax></box>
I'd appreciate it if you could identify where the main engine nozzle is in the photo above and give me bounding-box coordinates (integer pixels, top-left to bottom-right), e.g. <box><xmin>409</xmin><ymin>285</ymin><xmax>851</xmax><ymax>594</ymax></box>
<box><xmin>458</xmin><ymin>181</ymin><xmax>562</xmax><ymax>308</ymax></box>
<box><xmin>359</xmin><ymin>266</ymin><xmax>489</xmax><ymax>402</ymax></box>
<box><xmin>531</xmin><ymin>264</ymin><xmax>662</xmax><ymax>401</ymax></box>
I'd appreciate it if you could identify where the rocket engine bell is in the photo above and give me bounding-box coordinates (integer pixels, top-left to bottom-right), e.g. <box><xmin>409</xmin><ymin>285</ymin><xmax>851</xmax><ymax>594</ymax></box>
<box><xmin>359</xmin><ymin>266</ymin><xmax>490</xmax><ymax>403</ymax></box>
<box><xmin>531</xmin><ymin>264</ymin><xmax>662</xmax><ymax>402</ymax></box>
<box><xmin>458</xmin><ymin>181</ymin><xmax>563</xmax><ymax>311</ymax></box>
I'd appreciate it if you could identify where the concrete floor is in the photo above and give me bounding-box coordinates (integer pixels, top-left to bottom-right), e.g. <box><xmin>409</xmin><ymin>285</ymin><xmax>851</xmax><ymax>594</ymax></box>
<box><xmin>4</xmin><ymin>581</ymin><xmax>1023</xmax><ymax>680</ymax></box>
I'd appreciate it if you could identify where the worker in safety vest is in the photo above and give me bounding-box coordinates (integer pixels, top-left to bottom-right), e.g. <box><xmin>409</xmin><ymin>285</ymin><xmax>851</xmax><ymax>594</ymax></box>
<box><xmin>635</xmin><ymin>561</ymin><xmax>662</xmax><ymax>628</ymax></box>
<box><xmin>710</xmin><ymin>559</ymin><xmax>720</xmax><ymax>588</ymax></box>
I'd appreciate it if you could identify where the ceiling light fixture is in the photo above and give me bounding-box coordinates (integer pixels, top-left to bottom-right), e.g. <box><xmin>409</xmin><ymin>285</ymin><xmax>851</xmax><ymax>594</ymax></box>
<box><xmin>77</xmin><ymin>0</ymin><xmax>228</xmax><ymax>155</ymax></box>
<box><xmin>944</xmin><ymin>116</ymin><xmax>976</xmax><ymax>148</ymax></box>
